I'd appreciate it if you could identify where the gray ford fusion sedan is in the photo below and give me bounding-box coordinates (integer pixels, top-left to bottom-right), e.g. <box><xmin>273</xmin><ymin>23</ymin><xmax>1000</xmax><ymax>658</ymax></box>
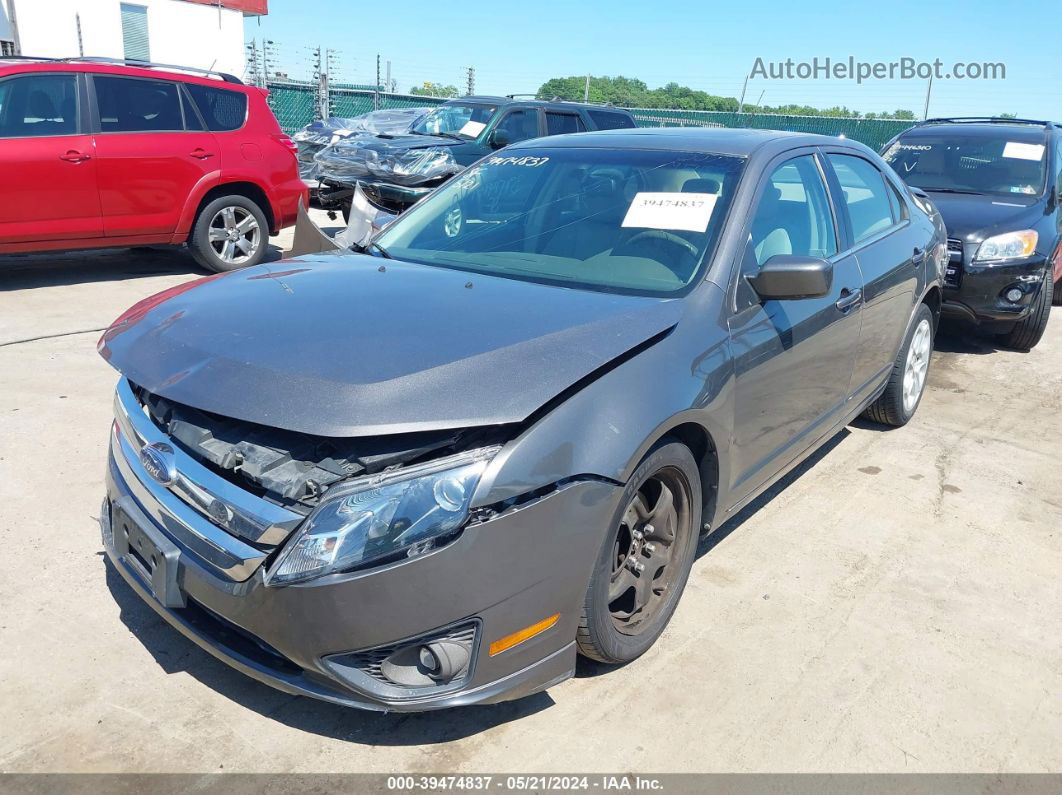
<box><xmin>98</xmin><ymin>127</ymin><xmax>946</xmax><ymax>712</ymax></box>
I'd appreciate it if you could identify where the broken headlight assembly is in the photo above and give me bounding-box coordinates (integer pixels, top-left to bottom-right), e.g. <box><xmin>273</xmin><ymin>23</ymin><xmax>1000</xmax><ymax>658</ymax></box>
<box><xmin>265</xmin><ymin>447</ymin><xmax>499</xmax><ymax>585</ymax></box>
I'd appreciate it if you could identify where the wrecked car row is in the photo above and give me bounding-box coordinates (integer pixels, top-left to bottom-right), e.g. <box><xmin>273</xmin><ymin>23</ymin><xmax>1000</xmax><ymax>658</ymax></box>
<box><xmin>100</xmin><ymin>126</ymin><xmax>949</xmax><ymax>711</ymax></box>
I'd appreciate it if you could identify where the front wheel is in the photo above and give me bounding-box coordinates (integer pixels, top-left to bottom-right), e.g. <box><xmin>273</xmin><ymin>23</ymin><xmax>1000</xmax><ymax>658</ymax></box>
<box><xmin>999</xmin><ymin>272</ymin><xmax>1052</xmax><ymax>350</ymax></box>
<box><xmin>577</xmin><ymin>441</ymin><xmax>701</xmax><ymax>664</ymax></box>
<box><xmin>189</xmin><ymin>195</ymin><xmax>269</xmax><ymax>273</ymax></box>
<box><xmin>862</xmin><ymin>303</ymin><xmax>935</xmax><ymax>427</ymax></box>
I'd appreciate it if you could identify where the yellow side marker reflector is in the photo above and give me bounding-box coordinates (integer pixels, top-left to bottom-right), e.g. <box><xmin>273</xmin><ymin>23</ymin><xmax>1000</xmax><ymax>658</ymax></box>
<box><xmin>488</xmin><ymin>614</ymin><xmax>560</xmax><ymax>657</ymax></box>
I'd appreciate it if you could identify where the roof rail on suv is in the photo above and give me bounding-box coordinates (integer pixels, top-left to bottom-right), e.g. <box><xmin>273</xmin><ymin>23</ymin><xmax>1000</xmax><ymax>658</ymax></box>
<box><xmin>921</xmin><ymin>116</ymin><xmax>1056</xmax><ymax>129</ymax></box>
<box><xmin>0</xmin><ymin>55</ymin><xmax>242</xmax><ymax>84</ymax></box>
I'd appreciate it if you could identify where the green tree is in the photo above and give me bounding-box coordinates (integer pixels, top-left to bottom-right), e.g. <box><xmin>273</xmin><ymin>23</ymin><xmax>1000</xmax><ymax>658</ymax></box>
<box><xmin>409</xmin><ymin>82</ymin><xmax>459</xmax><ymax>98</ymax></box>
<box><xmin>536</xmin><ymin>75</ymin><xmax>914</xmax><ymax>119</ymax></box>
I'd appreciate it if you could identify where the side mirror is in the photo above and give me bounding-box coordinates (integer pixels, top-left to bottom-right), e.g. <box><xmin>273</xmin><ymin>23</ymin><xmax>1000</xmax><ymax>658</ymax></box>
<box><xmin>489</xmin><ymin>128</ymin><xmax>512</xmax><ymax>149</ymax></box>
<box><xmin>749</xmin><ymin>255</ymin><xmax>833</xmax><ymax>300</ymax></box>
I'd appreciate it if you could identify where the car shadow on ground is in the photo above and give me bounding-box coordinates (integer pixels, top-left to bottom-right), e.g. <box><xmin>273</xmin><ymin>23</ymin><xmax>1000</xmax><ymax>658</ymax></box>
<box><xmin>103</xmin><ymin>558</ymin><xmax>553</xmax><ymax>744</ymax></box>
<box><xmin>0</xmin><ymin>243</ymin><xmax>287</xmax><ymax>291</ymax></box>
<box><xmin>575</xmin><ymin>428</ymin><xmax>850</xmax><ymax>680</ymax></box>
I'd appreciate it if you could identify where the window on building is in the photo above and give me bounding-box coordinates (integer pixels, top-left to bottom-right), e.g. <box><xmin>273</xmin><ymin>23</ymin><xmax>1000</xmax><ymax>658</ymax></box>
<box><xmin>120</xmin><ymin>3</ymin><xmax>150</xmax><ymax>63</ymax></box>
<box><xmin>184</xmin><ymin>84</ymin><xmax>248</xmax><ymax>131</ymax></box>
<box><xmin>0</xmin><ymin>74</ymin><xmax>79</xmax><ymax>138</ymax></box>
<box><xmin>1</xmin><ymin>41</ymin><xmax>16</xmax><ymax>57</ymax></box>
<box><xmin>94</xmin><ymin>77</ymin><xmax>183</xmax><ymax>132</ymax></box>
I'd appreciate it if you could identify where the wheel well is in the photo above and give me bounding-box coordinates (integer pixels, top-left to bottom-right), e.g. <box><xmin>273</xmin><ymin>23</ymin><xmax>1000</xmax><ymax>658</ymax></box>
<box><xmin>663</xmin><ymin>422</ymin><xmax>719</xmax><ymax>530</ymax></box>
<box><xmin>190</xmin><ymin>182</ymin><xmax>275</xmax><ymax>240</ymax></box>
<box><xmin>922</xmin><ymin>285</ymin><xmax>942</xmax><ymax>328</ymax></box>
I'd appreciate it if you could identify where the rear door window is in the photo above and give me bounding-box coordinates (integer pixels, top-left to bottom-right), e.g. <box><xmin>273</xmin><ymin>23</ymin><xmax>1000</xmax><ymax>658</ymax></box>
<box><xmin>0</xmin><ymin>74</ymin><xmax>79</xmax><ymax>138</ymax></box>
<box><xmin>587</xmin><ymin>110</ymin><xmax>636</xmax><ymax>130</ymax></box>
<box><xmin>94</xmin><ymin>76</ymin><xmax>184</xmax><ymax>133</ymax></box>
<box><xmin>184</xmin><ymin>83</ymin><xmax>247</xmax><ymax>132</ymax></box>
<box><xmin>545</xmin><ymin>111</ymin><xmax>586</xmax><ymax>135</ymax></box>
<box><xmin>827</xmin><ymin>154</ymin><xmax>898</xmax><ymax>243</ymax></box>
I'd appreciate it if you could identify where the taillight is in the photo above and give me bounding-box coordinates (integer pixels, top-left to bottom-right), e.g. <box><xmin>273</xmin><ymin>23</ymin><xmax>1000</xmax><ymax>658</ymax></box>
<box><xmin>273</xmin><ymin>134</ymin><xmax>298</xmax><ymax>154</ymax></box>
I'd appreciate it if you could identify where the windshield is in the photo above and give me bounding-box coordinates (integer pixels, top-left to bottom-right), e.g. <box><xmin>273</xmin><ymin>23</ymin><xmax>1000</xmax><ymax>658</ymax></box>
<box><xmin>374</xmin><ymin>147</ymin><xmax>745</xmax><ymax>296</ymax></box>
<box><xmin>410</xmin><ymin>103</ymin><xmax>498</xmax><ymax>139</ymax></box>
<box><xmin>883</xmin><ymin>133</ymin><xmax>1048</xmax><ymax>197</ymax></box>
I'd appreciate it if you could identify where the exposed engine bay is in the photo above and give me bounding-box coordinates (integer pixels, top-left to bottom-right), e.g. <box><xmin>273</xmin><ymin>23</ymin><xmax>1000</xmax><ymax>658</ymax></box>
<box><xmin>136</xmin><ymin>386</ymin><xmax>510</xmax><ymax>510</ymax></box>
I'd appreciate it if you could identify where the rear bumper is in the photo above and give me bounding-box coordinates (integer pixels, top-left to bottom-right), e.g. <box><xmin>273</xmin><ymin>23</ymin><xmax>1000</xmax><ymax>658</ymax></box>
<box><xmin>102</xmin><ymin>433</ymin><xmax>620</xmax><ymax>711</ymax></box>
<box><xmin>941</xmin><ymin>255</ymin><xmax>1048</xmax><ymax>324</ymax></box>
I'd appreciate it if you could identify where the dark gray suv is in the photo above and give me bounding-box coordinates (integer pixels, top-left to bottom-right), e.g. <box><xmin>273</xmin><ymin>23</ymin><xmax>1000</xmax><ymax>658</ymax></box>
<box><xmin>98</xmin><ymin>127</ymin><xmax>946</xmax><ymax>712</ymax></box>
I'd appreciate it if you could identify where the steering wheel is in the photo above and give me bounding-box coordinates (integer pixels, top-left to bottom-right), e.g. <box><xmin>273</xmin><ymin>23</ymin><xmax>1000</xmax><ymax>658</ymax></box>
<box><xmin>616</xmin><ymin>229</ymin><xmax>700</xmax><ymax>260</ymax></box>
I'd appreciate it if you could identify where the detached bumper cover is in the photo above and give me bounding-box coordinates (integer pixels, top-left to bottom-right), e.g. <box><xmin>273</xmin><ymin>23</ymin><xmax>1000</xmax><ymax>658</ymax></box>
<box><xmin>103</xmin><ymin>442</ymin><xmax>620</xmax><ymax>711</ymax></box>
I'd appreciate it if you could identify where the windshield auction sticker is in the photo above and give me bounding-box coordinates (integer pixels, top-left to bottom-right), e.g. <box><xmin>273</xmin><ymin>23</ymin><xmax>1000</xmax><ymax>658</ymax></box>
<box><xmin>459</xmin><ymin>120</ymin><xmax>487</xmax><ymax>137</ymax></box>
<box><xmin>622</xmin><ymin>192</ymin><xmax>719</xmax><ymax>233</ymax></box>
<box><xmin>1002</xmin><ymin>142</ymin><xmax>1045</xmax><ymax>161</ymax></box>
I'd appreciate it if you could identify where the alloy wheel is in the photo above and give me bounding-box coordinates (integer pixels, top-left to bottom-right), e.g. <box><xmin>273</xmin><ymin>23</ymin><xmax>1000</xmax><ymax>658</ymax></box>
<box><xmin>208</xmin><ymin>206</ymin><xmax>262</xmax><ymax>267</ymax></box>
<box><xmin>608</xmin><ymin>467</ymin><xmax>692</xmax><ymax>635</ymax></box>
<box><xmin>903</xmin><ymin>318</ymin><xmax>932</xmax><ymax>413</ymax></box>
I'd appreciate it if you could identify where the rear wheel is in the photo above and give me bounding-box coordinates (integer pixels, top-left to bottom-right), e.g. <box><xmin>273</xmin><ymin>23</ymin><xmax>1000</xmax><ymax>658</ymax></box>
<box><xmin>189</xmin><ymin>195</ymin><xmax>268</xmax><ymax>272</ymax></box>
<box><xmin>863</xmin><ymin>303</ymin><xmax>934</xmax><ymax>427</ymax></box>
<box><xmin>576</xmin><ymin>441</ymin><xmax>701</xmax><ymax>664</ymax></box>
<box><xmin>999</xmin><ymin>272</ymin><xmax>1052</xmax><ymax>350</ymax></box>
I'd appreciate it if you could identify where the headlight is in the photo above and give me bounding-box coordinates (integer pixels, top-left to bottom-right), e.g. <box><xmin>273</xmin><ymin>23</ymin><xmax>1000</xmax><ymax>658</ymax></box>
<box><xmin>266</xmin><ymin>448</ymin><xmax>498</xmax><ymax>585</ymax></box>
<box><xmin>974</xmin><ymin>230</ymin><xmax>1038</xmax><ymax>263</ymax></box>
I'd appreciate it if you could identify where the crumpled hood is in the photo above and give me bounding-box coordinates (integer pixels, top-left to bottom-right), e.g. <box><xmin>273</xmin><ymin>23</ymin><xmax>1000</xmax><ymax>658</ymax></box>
<box><xmin>314</xmin><ymin>133</ymin><xmax>464</xmax><ymax>186</ymax></box>
<box><xmin>99</xmin><ymin>255</ymin><xmax>682</xmax><ymax>437</ymax></box>
<box><xmin>924</xmin><ymin>191</ymin><xmax>1046</xmax><ymax>244</ymax></box>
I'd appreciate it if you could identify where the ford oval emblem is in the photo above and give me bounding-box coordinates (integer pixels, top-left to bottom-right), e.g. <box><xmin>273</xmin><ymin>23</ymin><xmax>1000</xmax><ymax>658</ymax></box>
<box><xmin>139</xmin><ymin>442</ymin><xmax>177</xmax><ymax>486</ymax></box>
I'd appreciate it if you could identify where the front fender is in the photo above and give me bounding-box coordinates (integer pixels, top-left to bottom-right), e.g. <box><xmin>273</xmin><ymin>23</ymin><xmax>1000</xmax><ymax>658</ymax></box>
<box><xmin>473</xmin><ymin>284</ymin><xmax>734</xmax><ymax>514</ymax></box>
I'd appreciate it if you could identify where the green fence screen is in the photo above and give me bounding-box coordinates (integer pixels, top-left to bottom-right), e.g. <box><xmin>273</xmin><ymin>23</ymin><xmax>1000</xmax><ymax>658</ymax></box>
<box><xmin>266</xmin><ymin>81</ymin><xmax>914</xmax><ymax>152</ymax></box>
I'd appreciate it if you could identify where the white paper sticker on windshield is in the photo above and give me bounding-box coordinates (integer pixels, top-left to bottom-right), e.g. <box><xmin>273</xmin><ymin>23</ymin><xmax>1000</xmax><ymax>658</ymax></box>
<box><xmin>621</xmin><ymin>192</ymin><xmax>719</xmax><ymax>233</ymax></box>
<box><xmin>459</xmin><ymin>120</ymin><xmax>486</xmax><ymax>137</ymax></box>
<box><xmin>1002</xmin><ymin>142</ymin><xmax>1044</xmax><ymax>161</ymax></box>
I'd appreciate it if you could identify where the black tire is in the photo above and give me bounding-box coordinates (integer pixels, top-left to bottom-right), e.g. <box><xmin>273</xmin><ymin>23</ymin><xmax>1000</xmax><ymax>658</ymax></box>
<box><xmin>863</xmin><ymin>303</ymin><xmax>935</xmax><ymax>427</ymax></box>
<box><xmin>1000</xmin><ymin>273</ymin><xmax>1053</xmax><ymax>350</ymax></box>
<box><xmin>576</xmin><ymin>440</ymin><xmax>701</xmax><ymax>664</ymax></box>
<box><xmin>189</xmin><ymin>195</ymin><xmax>269</xmax><ymax>273</ymax></box>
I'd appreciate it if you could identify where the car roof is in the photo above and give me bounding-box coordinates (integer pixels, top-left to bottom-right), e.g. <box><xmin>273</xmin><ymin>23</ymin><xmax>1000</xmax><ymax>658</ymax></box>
<box><xmin>899</xmin><ymin>122</ymin><xmax>1055</xmax><ymax>142</ymax></box>
<box><xmin>506</xmin><ymin>126</ymin><xmax>859</xmax><ymax>158</ymax></box>
<box><xmin>0</xmin><ymin>59</ymin><xmax>250</xmax><ymax>92</ymax></box>
<box><xmin>444</xmin><ymin>95</ymin><xmax>633</xmax><ymax>114</ymax></box>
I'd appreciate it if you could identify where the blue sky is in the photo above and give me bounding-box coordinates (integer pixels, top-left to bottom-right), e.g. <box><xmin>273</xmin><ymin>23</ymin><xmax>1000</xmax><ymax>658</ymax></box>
<box><xmin>247</xmin><ymin>0</ymin><xmax>1061</xmax><ymax>119</ymax></box>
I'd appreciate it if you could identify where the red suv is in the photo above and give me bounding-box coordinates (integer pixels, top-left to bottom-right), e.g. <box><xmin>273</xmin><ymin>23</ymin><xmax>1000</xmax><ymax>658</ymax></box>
<box><xmin>0</xmin><ymin>57</ymin><xmax>306</xmax><ymax>271</ymax></box>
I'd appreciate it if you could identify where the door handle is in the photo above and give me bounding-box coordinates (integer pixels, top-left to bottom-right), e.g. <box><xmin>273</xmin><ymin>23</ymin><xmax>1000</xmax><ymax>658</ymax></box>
<box><xmin>190</xmin><ymin>148</ymin><xmax>214</xmax><ymax>159</ymax></box>
<box><xmin>912</xmin><ymin>245</ymin><xmax>925</xmax><ymax>262</ymax></box>
<box><xmin>835</xmin><ymin>288</ymin><xmax>863</xmax><ymax>313</ymax></box>
<box><xmin>59</xmin><ymin>150</ymin><xmax>91</xmax><ymax>163</ymax></box>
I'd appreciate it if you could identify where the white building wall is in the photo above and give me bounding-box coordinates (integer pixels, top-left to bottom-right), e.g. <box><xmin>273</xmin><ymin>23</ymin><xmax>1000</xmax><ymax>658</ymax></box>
<box><xmin>9</xmin><ymin>0</ymin><xmax>247</xmax><ymax>77</ymax></box>
<box><xmin>1</xmin><ymin>5</ymin><xmax>13</xmax><ymax>41</ymax></box>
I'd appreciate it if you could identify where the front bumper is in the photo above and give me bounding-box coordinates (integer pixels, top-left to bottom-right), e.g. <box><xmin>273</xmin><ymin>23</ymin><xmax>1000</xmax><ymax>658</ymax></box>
<box><xmin>102</xmin><ymin>421</ymin><xmax>620</xmax><ymax>712</ymax></box>
<box><xmin>318</xmin><ymin>178</ymin><xmax>436</xmax><ymax>214</ymax></box>
<box><xmin>941</xmin><ymin>253</ymin><xmax>1049</xmax><ymax>324</ymax></box>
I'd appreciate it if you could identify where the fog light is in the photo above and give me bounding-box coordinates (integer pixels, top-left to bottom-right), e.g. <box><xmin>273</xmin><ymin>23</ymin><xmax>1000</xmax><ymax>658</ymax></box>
<box><xmin>1005</xmin><ymin>288</ymin><xmax>1023</xmax><ymax>303</ymax></box>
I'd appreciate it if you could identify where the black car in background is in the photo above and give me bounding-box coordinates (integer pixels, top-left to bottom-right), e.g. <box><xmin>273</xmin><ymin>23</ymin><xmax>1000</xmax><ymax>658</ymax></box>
<box><xmin>316</xmin><ymin>96</ymin><xmax>637</xmax><ymax>216</ymax></box>
<box><xmin>882</xmin><ymin>118</ymin><xmax>1060</xmax><ymax>350</ymax></box>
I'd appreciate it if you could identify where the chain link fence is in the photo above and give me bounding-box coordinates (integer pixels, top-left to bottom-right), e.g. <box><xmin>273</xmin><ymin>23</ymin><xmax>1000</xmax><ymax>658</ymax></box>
<box><xmin>265</xmin><ymin>80</ymin><xmax>914</xmax><ymax>151</ymax></box>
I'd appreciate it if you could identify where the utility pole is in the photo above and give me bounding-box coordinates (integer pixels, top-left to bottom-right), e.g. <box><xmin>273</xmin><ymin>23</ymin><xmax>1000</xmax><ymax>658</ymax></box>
<box><xmin>583</xmin><ymin>73</ymin><xmax>590</xmax><ymax>102</ymax></box>
<box><xmin>466</xmin><ymin>66</ymin><xmax>476</xmax><ymax>96</ymax></box>
<box><xmin>922</xmin><ymin>74</ymin><xmax>933</xmax><ymax>120</ymax></box>
<box><xmin>385</xmin><ymin>60</ymin><xmax>392</xmax><ymax>96</ymax></box>
<box><xmin>375</xmin><ymin>53</ymin><xmax>381</xmax><ymax>110</ymax></box>
<box><xmin>262</xmin><ymin>39</ymin><xmax>276</xmax><ymax>84</ymax></box>
<box><xmin>6</xmin><ymin>0</ymin><xmax>21</xmax><ymax>55</ymax></box>
<box><xmin>737</xmin><ymin>72</ymin><xmax>749</xmax><ymax>114</ymax></box>
<box><xmin>75</xmin><ymin>13</ymin><xmax>84</xmax><ymax>57</ymax></box>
